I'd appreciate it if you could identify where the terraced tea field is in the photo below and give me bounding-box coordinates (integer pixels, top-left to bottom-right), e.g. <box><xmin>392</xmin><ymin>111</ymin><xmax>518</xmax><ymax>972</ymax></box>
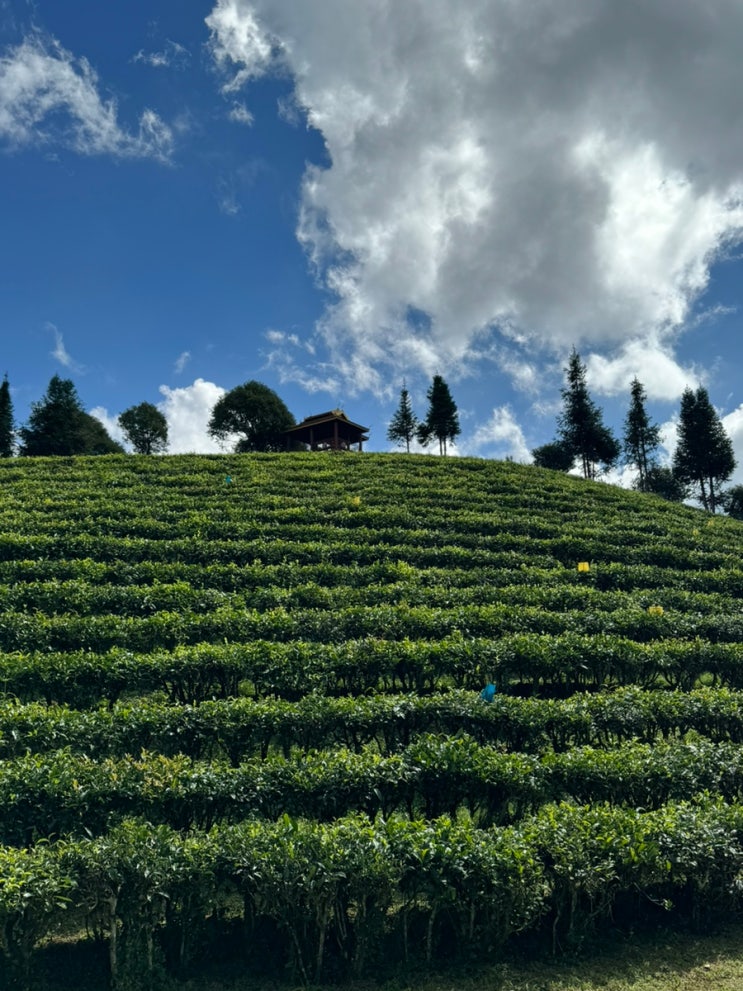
<box><xmin>1</xmin><ymin>452</ymin><xmax>743</xmax><ymax>988</ymax></box>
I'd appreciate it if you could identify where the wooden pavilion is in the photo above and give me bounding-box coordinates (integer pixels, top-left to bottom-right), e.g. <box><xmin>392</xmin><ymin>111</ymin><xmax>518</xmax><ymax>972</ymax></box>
<box><xmin>284</xmin><ymin>410</ymin><xmax>369</xmax><ymax>451</ymax></box>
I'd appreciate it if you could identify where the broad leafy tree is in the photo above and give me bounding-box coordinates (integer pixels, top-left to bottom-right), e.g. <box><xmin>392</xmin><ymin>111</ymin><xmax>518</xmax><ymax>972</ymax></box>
<box><xmin>0</xmin><ymin>373</ymin><xmax>13</xmax><ymax>457</ymax></box>
<box><xmin>387</xmin><ymin>385</ymin><xmax>418</xmax><ymax>452</ymax></box>
<box><xmin>531</xmin><ymin>440</ymin><xmax>575</xmax><ymax>472</ymax></box>
<box><xmin>672</xmin><ymin>386</ymin><xmax>736</xmax><ymax>513</ymax></box>
<box><xmin>119</xmin><ymin>402</ymin><xmax>168</xmax><ymax>454</ymax></box>
<box><xmin>417</xmin><ymin>375</ymin><xmax>460</xmax><ymax>455</ymax></box>
<box><xmin>208</xmin><ymin>380</ymin><xmax>295</xmax><ymax>452</ymax></box>
<box><xmin>723</xmin><ymin>484</ymin><xmax>743</xmax><ymax>520</ymax></box>
<box><xmin>636</xmin><ymin>465</ymin><xmax>687</xmax><ymax>503</ymax></box>
<box><xmin>557</xmin><ymin>349</ymin><xmax>620</xmax><ymax>479</ymax></box>
<box><xmin>623</xmin><ymin>378</ymin><xmax>660</xmax><ymax>491</ymax></box>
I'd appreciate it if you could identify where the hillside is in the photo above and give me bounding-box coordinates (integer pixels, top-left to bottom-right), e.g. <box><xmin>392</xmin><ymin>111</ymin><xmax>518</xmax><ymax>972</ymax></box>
<box><xmin>1</xmin><ymin>452</ymin><xmax>743</xmax><ymax>989</ymax></box>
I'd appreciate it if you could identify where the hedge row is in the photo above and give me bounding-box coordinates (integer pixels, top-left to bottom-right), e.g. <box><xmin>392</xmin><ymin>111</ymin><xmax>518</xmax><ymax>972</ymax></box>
<box><xmin>2</xmin><ymin>800</ymin><xmax>742</xmax><ymax>986</ymax></box>
<box><xmin>3</xmin><ymin>634</ymin><xmax>743</xmax><ymax>706</ymax></box>
<box><xmin>3</xmin><ymin>736</ymin><xmax>743</xmax><ymax>842</ymax></box>
<box><xmin>2</xmin><ymin>687</ymin><xmax>743</xmax><ymax>763</ymax></box>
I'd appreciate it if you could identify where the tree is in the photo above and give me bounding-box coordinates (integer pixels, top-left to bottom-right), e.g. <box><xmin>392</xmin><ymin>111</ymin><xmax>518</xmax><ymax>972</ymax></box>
<box><xmin>19</xmin><ymin>376</ymin><xmax>87</xmax><ymax>456</ymax></box>
<box><xmin>722</xmin><ymin>484</ymin><xmax>743</xmax><ymax>520</ymax></box>
<box><xmin>0</xmin><ymin>374</ymin><xmax>13</xmax><ymax>457</ymax></box>
<box><xmin>119</xmin><ymin>402</ymin><xmax>168</xmax><ymax>454</ymax></box>
<box><xmin>672</xmin><ymin>386</ymin><xmax>736</xmax><ymax>513</ymax></box>
<box><xmin>19</xmin><ymin>376</ymin><xmax>121</xmax><ymax>456</ymax></box>
<box><xmin>78</xmin><ymin>413</ymin><xmax>125</xmax><ymax>454</ymax></box>
<box><xmin>623</xmin><ymin>378</ymin><xmax>660</xmax><ymax>491</ymax></box>
<box><xmin>208</xmin><ymin>381</ymin><xmax>295</xmax><ymax>453</ymax></box>
<box><xmin>416</xmin><ymin>375</ymin><xmax>460</xmax><ymax>455</ymax></box>
<box><xmin>636</xmin><ymin>465</ymin><xmax>687</xmax><ymax>503</ymax></box>
<box><xmin>387</xmin><ymin>385</ymin><xmax>418</xmax><ymax>452</ymax></box>
<box><xmin>557</xmin><ymin>349</ymin><xmax>620</xmax><ymax>479</ymax></box>
<box><xmin>531</xmin><ymin>441</ymin><xmax>575</xmax><ymax>472</ymax></box>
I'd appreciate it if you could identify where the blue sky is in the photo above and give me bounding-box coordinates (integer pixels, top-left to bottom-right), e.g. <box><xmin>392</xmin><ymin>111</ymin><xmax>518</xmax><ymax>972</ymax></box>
<box><xmin>2</xmin><ymin>0</ymin><xmax>743</xmax><ymax>483</ymax></box>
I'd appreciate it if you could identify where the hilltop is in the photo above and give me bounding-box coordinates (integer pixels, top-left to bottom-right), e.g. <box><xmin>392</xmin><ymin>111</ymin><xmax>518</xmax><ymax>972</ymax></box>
<box><xmin>1</xmin><ymin>452</ymin><xmax>743</xmax><ymax>991</ymax></box>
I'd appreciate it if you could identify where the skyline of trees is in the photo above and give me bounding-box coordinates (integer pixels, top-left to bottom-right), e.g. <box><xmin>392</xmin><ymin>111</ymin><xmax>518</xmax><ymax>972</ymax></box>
<box><xmin>3</xmin><ymin>366</ymin><xmax>742</xmax><ymax>514</ymax></box>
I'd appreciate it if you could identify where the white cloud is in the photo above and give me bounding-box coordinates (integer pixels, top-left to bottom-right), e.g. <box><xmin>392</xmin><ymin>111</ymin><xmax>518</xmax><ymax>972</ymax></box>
<box><xmin>174</xmin><ymin>351</ymin><xmax>191</xmax><ymax>374</ymax></box>
<box><xmin>91</xmin><ymin>380</ymin><xmax>239</xmax><ymax>454</ymax></box>
<box><xmin>0</xmin><ymin>34</ymin><xmax>173</xmax><ymax>159</ymax></box>
<box><xmin>228</xmin><ymin>101</ymin><xmax>254</xmax><ymax>125</ymax></box>
<box><xmin>132</xmin><ymin>39</ymin><xmax>190</xmax><ymax>70</ymax></box>
<box><xmin>207</xmin><ymin>0</ymin><xmax>743</xmax><ymax>396</ymax></box>
<box><xmin>158</xmin><ymin>378</ymin><xmax>234</xmax><ymax>453</ymax></box>
<box><xmin>584</xmin><ymin>339</ymin><xmax>702</xmax><ymax>400</ymax></box>
<box><xmin>89</xmin><ymin>406</ymin><xmax>127</xmax><ymax>447</ymax></box>
<box><xmin>461</xmin><ymin>405</ymin><xmax>531</xmax><ymax>462</ymax></box>
<box><xmin>47</xmin><ymin>322</ymin><xmax>85</xmax><ymax>373</ymax></box>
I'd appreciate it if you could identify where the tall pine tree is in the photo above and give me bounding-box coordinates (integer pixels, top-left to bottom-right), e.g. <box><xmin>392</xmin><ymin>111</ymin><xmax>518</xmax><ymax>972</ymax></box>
<box><xmin>623</xmin><ymin>377</ymin><xmax>660</xmax><ymax>491</ymax></box>
<box><xmin>19</xmin><ymin>376</ymin><xmax>121</xmax><ymax>456</ymax></box>
<box><xmin>0</xmin><ymin>374</ymin><xmax>13</xmax><ymax>457</ymax></box>
<box><xmin>672</xmin><ymin>386</ymin><xmax>735</xmax><ymax>513</ymax></box>
<box><xmin>387</xmin><ymin>385</ymin><xmax>418</xmax><ymax>452</ymax></box>
<box><xmin>417</xmin><ymin>375</ymin><xmax>460</xmax><ymax>455</ymax></box>
<box><xmin>557</xmin><ymin>349</ymin><xmax>619</xmax><ymax>479</ymax></box>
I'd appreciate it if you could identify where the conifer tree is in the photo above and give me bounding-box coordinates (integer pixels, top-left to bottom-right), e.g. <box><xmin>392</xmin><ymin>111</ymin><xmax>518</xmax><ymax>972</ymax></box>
<box><xmin>417</xmin><ymin>375</ymin><xmax>460</xmax><ymax>455</ymax></box>
<box><xmin>0</xmin><ymin>374</ymin><xmax>13</xmax><ymax>457</ymax></box>
<box><xmin>623</xmin><ymin>377</ymin><xmax>660</xmax><ymax>491</ymax></box>
<box><xmin>387</xmin><ymin>385</ymin><xmax>418</xmax><ymax>452</ymax></box>
<box><xmin>18</xmin><ymin>376</ymin><xmax>122</xmax><ymax>456</ymax></box>
<box><xmin>672</xmin><ymin>386</ymin><xmax>735</xmax><ymax>513</ymax></box>
<box><xmin>557</xmin><ymin>349</ymin><xmax>619</xmax><ymax>479</ymax></box>
<box><xmin>19</xmin><ymin>376</ymin><xmax>87</xmax><ymax>456</ymax></box>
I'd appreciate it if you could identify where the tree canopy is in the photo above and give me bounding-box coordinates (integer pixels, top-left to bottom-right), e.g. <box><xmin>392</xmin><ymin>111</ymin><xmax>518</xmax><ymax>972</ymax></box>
<box><xmin>531</xmin><ymin>441</ymin><xmax>575</xmax><ymax>472</ymax></box>
<box><xmin>0</xmin><ymin>374</ymin><xmax>13</xmax><ymax>457</ymax></box>
<box><xmin>417</xmin><ymin>375</ymin><xmax>460</xmax><ymax>455</ymax></box>
<box><xmin>119</xmin><ymin>403</ymin><xmax>168</xmax><ymax>454</ymax></box>
<box><xmin>19</xmin><ymin>376</ymin><xmax>122</xmax><ymax>456</ymax></box>
<box><xmin>672</xmin><ymin>386</ymin><xmax>736</xmax><ymax>513</ymax></box>
<box><xmin>557</xmin><ymin>349</ymin><xmax>620</xmax><ymax>479</ymax></box>
<box><xmin>208</xmin><ymin>381</ymin><xmax>295</xmax><ymax>453</ymax></box>
<box><xmin>387</xmin><ymin>386</ymin><xmax>418</xmax><ymax>453</ymax></box>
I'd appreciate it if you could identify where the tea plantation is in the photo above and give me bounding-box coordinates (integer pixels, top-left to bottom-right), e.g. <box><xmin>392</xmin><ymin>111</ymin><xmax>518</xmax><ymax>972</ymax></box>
<box><xmin>1</xmin><ymin>452</ymin><xmax>743</xmax><ymax>989</ymax></box>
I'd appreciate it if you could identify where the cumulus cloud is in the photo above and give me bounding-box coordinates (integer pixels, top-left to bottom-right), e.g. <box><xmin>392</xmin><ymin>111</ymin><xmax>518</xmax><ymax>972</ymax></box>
<box><xmin>91</xmin><ymin>380</ymin><xmax>235</xmax><ymax>454</ymax></box>
<box><xmin>206</xmin><ymin>0</ymin><xmax>743</xmax><ymax>397</ymax></box>
<box><xmin>461</xmin><ymin>405</ymin><xmax>531</xmax><ymax>462</ymax></box>
<box><xmin>158</xmin><ymin>378</ymin><xmax>233</xmax><ymax>453</ymax></box>
<box><xmin>0</xmin><ymin>34</ymin><xmax>173</xmax><ymax>159</ymax></box>
<box><xmin>89</xmin><ymin>406</ymin><xmax>127</xmax><ymax>446</ymax></box>
<box><xmin>584</xmin><ymin>339</ymin><xmax>702</xmax><ymax>400</ymax></box>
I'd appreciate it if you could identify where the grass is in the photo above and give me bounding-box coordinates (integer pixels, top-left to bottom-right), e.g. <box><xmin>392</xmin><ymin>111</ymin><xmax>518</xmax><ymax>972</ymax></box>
<box><xmin>38</xmin><ymin>925</ymin><xmax>743</xmax><ymax>991</ymax></box>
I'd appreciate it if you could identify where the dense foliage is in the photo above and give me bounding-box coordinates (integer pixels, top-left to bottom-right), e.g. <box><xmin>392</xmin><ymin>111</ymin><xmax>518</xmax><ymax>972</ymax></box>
<box><xmin>1</xmin><ymin>452</ymin><xmax>743</xmax><ymax>988</ymax></box>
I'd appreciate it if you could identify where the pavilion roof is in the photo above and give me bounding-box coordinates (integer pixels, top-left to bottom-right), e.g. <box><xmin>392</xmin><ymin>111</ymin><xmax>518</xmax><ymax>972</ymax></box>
<box><xmin>285</xmin><ymin>409</ymin><xmax>370</xmax><ymax>435</ymax></box>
